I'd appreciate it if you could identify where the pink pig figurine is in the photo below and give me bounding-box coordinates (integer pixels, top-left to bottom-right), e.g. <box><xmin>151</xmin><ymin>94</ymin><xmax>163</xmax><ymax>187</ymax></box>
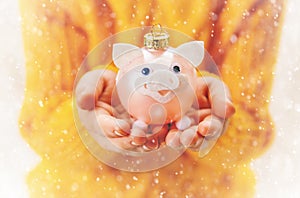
<box><xmin>112</xmin><ymin>41</ymin><xmax>204</xmax><ymax>144</ymax></box>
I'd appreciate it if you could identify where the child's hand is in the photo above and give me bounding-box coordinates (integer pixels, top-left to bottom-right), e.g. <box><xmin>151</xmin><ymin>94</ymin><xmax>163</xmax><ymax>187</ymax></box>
<box><xmin>75</xmin><ymin>69</ymin><xmax>167</xmax><ymax>152</ymax></box>
<box><xmin>166</xmin><ymin>76</ymin><xmax>235</xmax><ymax>155</ymax></box>
<box><xmin>76</xmin><ymin>69</ymin><xmax>235</xmax><ymax>155</ymax></box>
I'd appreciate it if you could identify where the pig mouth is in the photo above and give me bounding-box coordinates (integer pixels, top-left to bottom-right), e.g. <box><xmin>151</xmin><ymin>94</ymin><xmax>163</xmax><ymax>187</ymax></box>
<box><xmin>158</xmin><ymin>90</ymin><xmax>170</xmax><ymax>96</ymax></box>
<box><xmin>140</xmin><ymin>84</ymin><xmax>175</xmax><ymax>103</ymax></box>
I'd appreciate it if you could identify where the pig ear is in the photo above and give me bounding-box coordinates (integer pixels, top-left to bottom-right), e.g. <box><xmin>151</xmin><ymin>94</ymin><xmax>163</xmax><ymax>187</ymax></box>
<box><xmin>112</xmin><ymin>43</ymin><xmax>142</xmax><ymax>69</ymax></box>
<box><xmin>173</xmin><ymin>41</ymin><xmax>204</xmax><ymax>67</ymax></box>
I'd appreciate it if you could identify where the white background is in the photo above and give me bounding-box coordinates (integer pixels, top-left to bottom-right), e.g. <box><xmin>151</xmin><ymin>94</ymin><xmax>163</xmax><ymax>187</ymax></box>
<box><xmin>0</xmin><ymin>0</ymin><xmax>299</xmax><ymax>197</ymax></box>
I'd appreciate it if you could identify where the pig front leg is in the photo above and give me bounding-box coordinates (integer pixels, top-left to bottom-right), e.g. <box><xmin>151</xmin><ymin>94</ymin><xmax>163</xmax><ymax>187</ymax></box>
<box><xmin>130</xmin><ymin>120</ymin><xmax>148</xmax><ymax>146</ymax></box>
<box><xmin>175</xmin><ymin>107</ymin><xmax>200</xmax><ymax>131</ymax></box>
<box><xmin>175</xmin><ymin>113</ymin><xmax>207</xmax><ymax>148</ymax></box>
<box><xmin>130</xmin><ymin>119</ymin><xmax>170</xmax><ymax>151</ymax></box>
<box><xmin>175</xmin><ymin>115</ymin><xmax>193</xmax><ymax>131</ymax></box>
<box><xmin>167</xmin><ymin>108</ymin><xmax>203</xmax><ymax>150</ymax></box>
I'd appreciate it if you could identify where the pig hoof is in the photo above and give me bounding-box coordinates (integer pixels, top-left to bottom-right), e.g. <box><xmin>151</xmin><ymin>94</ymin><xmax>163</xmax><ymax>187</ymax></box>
<box><xmin>175</xmin><ymin>116</ymin><xmax>192</xmax><ymax>130</ymax></box>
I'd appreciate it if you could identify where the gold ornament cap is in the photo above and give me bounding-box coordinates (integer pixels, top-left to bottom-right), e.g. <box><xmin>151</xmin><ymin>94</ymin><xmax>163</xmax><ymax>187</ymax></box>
<box><xmin>144</xmin><ymin>24</ymin><xmax>169</xmax><ymax>50</ymax></box>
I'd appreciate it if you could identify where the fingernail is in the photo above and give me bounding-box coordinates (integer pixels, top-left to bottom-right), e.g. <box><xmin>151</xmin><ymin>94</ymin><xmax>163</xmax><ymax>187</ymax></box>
<box><xmin>132</xmin><ymin>136</ymin><xmax>146</xmax><ymax>145</ymax></box>
<box><xmin>116</xmin><ymin>119</ymin><xmax>130</xmax><ymax>132</ymax></box>
<box><xmin>180</xmin><ymin>127</ymin><xmax>197</xmax><ymax>147</ymax></box>
<box><xmin>166</xmin><ymin>133</ymin><xmax>183</xmax><ymax>150</ymax></box>
<box><xmin>130</xmin><ymin>141</ymin><xmax>140</xmax><ymax>146</ymax></box>
<box><xmin>142</xmin><ymin>145</ymin><xmax>152</xmax><ymax>151</ymax></box>
<box><xmin>198</xmin><ymin>121</ymin><xmax>210</xmax><ymax>136</ymax></box>
<box><xmin>113</xmin><ymin>130</ymin><xmax>125</xmax><ymax>137</ymax></box>
<box><xmin>145</xmin><ymin>138</ymin><xmax>159</xmax><ymax>150</ymax></box>
<box><xmin>188</xmin><ymin>137</ymin><xmax>204</xmax><ymax>151</ymax></box>
<box><xmin>129</xmin><ymin>127</ymin><xmax>146</xmax><ymax>146</ymax></box>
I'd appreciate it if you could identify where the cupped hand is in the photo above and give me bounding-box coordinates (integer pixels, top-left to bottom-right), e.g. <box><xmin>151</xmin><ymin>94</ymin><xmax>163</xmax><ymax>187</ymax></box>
<box><xmin>165</xmin><ymin>76</ymin><xmax>235</xmax><ymax>155</ymax></box>
<box><xmin>75</xmin><ymin>69</ymin><xmax>167</xmax><ymax>152</ymax></box>
<box><xmin>76</xmin><ymin>69</ymin><xmax>235</xmax><ymax>155</ymax></box>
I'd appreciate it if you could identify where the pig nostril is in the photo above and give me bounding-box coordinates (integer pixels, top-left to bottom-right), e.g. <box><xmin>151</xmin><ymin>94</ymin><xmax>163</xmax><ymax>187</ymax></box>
<box><xmin>144</xmin><ymin>83</ymin><xmax>148</xmax><ymax>89</ymax></box>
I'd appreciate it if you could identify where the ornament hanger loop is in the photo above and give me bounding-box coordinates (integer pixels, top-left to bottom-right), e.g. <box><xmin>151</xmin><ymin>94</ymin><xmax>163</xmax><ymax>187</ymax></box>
<box><xmin>150</xmin><ymin>24</ymin><xmax>163</xmax><ymax>37</ymax></box>
<box><xmin>144</xmin><ymin>24</ymin><xmax>169</xmax><ymax>50</ymax></box>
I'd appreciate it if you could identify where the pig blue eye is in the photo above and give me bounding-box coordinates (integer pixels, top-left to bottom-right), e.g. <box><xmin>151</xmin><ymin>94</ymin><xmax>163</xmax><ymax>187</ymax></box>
<box><xmin>172</xmin><ymin>65</ymin><xmax>181</xmax><ymax>73</ymax></box>
<box><xmin>141</xmin><ymin>67</ymin><xmax>150</xmax><ymax>75</ymax></box>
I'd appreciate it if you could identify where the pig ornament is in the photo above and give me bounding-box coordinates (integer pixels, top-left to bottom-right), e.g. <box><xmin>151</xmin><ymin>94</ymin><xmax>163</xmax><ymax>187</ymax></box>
<box><xmin>113</xmin><ymin>41</ymin><xmax>204</xmax><ymax>144</ymax></box>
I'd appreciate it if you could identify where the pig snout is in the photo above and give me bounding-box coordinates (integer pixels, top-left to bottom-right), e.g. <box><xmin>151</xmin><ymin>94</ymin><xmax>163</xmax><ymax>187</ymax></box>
<box><xmin>146</xmin><ymin>70</ymin><xmax>179</xmax><ymax>91</ymax></box>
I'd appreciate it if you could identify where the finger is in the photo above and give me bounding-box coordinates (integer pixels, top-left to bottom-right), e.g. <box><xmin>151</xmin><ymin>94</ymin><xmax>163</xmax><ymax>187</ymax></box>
<box><xmin>175</xmin><ymin>116</ymin><xmax>192</xmax><ymax>131</ymax></box>
<box><xmin>165</xmin><ymin>129</ymin><xmax>182</xmax><ymax>149</ymax></box>
<box><xmin>77</xmin><ymin>108</ymin><xmax>103</xmax><ymax>135</ymax></box>
<box><xmin>96</xmin><ymin>101</ymin><xmax>114</xmax><ymax>115</ymax></box>
<box><xmin>143</xmin><ymin>125</ymin><xmax>168</xmax><ymax>151</ymax></box>
<box><xmin>108</xmin><ymin>136</ymin><xmax>137</xmax><ymax>151</ymax></box>
<box><xmin>179</xmin><ymin>126</ymin><xmax>203</xmax><ymax>148</ymax></box>
<box><xmin>189</xmin><ymin>137</ymin><xmax>205</xmax><ymax>152</ymax></box>
<box><xmin>198</xmin><ymin>138</ymin><xmax>219</xmax><ymax>157</ymax></box>
<box><xmin>179</xmin><ymin>127</ymin><xmax>205</xmax><ymax>151</ymax></box>
<box><xmin>186</xmin><ymin>108</ymin><xmax>212</xmax><ymax>124</ymax></box>
<box><xmin>196</xmin><ymin>115</ymin><xmax>226</xmax><ymax>157</ymax></box>
<box><xmin>197</xmin><ymin>115</ymin><xmax>224</xmax><ymax>139</ymax></box>
<box><xmin>155</xmin><ymin>124</ymin><xmax>169</xmax><ymax>145</ymax></box>
<box><xmin>76</xmin><ymin>70</ymin><xmax>105</xmax><ymax>110</ymax></box>
<box><xmin>195</xmin><ymin>77</ymin><xmax>210</xmax><ymax>108</ymax></box>
<box><xmin>143</xmin><ymin>138</ymin><xmax>159</xmax><ymax>151</ymax></box>
<box><xmin>96</xmin><ymin>132</ymin><xmax>142</xmax><ymax>152</ymax></box>
<box><xmin>199</xmin><ymin>116</ymin><xmax>228</xmax><ymax>157</ymax></box>
<box><xmin>202</xmin><ymin>77</ymin><xmax>235</xmax><ymax>119</ymax></box>
<box><xmin>130</xmin><ymin>127</ymin><xmax>147</xmax><ymax>146</ymax></box>
<box><xmin>76</xmin><ymin>69</ymin><xmax>117</xmax><ymax>110</ymax></box>
<box><xmin>97</xmin><ymin>114</ymin><xmax>130</xmax><ymax>138</ymax></box>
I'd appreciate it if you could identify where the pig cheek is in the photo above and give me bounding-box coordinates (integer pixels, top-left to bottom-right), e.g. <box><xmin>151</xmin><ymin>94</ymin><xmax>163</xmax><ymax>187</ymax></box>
<box><xmin>181</xmin><ymin>68</ymin><xmax>198</xmax><ymax>89</ymax></box>
<box><xmin>163</xmin><ymin>98</ymin><xmax>182</xmax><ymax>122</ymax></box>
<box><xmin>127</xmin><ymin>92</ymin><xmax>154</xmax><ymax>123</ymax></box>
<box><xmin>127</xmin><ymin>92</ymin><xmax>182</xmax><ymax>124</ymax></box>
<box><xmin>180</xmin><ymin>74</ymin><xmax>197</xmax><ymax>97</ymax></box>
